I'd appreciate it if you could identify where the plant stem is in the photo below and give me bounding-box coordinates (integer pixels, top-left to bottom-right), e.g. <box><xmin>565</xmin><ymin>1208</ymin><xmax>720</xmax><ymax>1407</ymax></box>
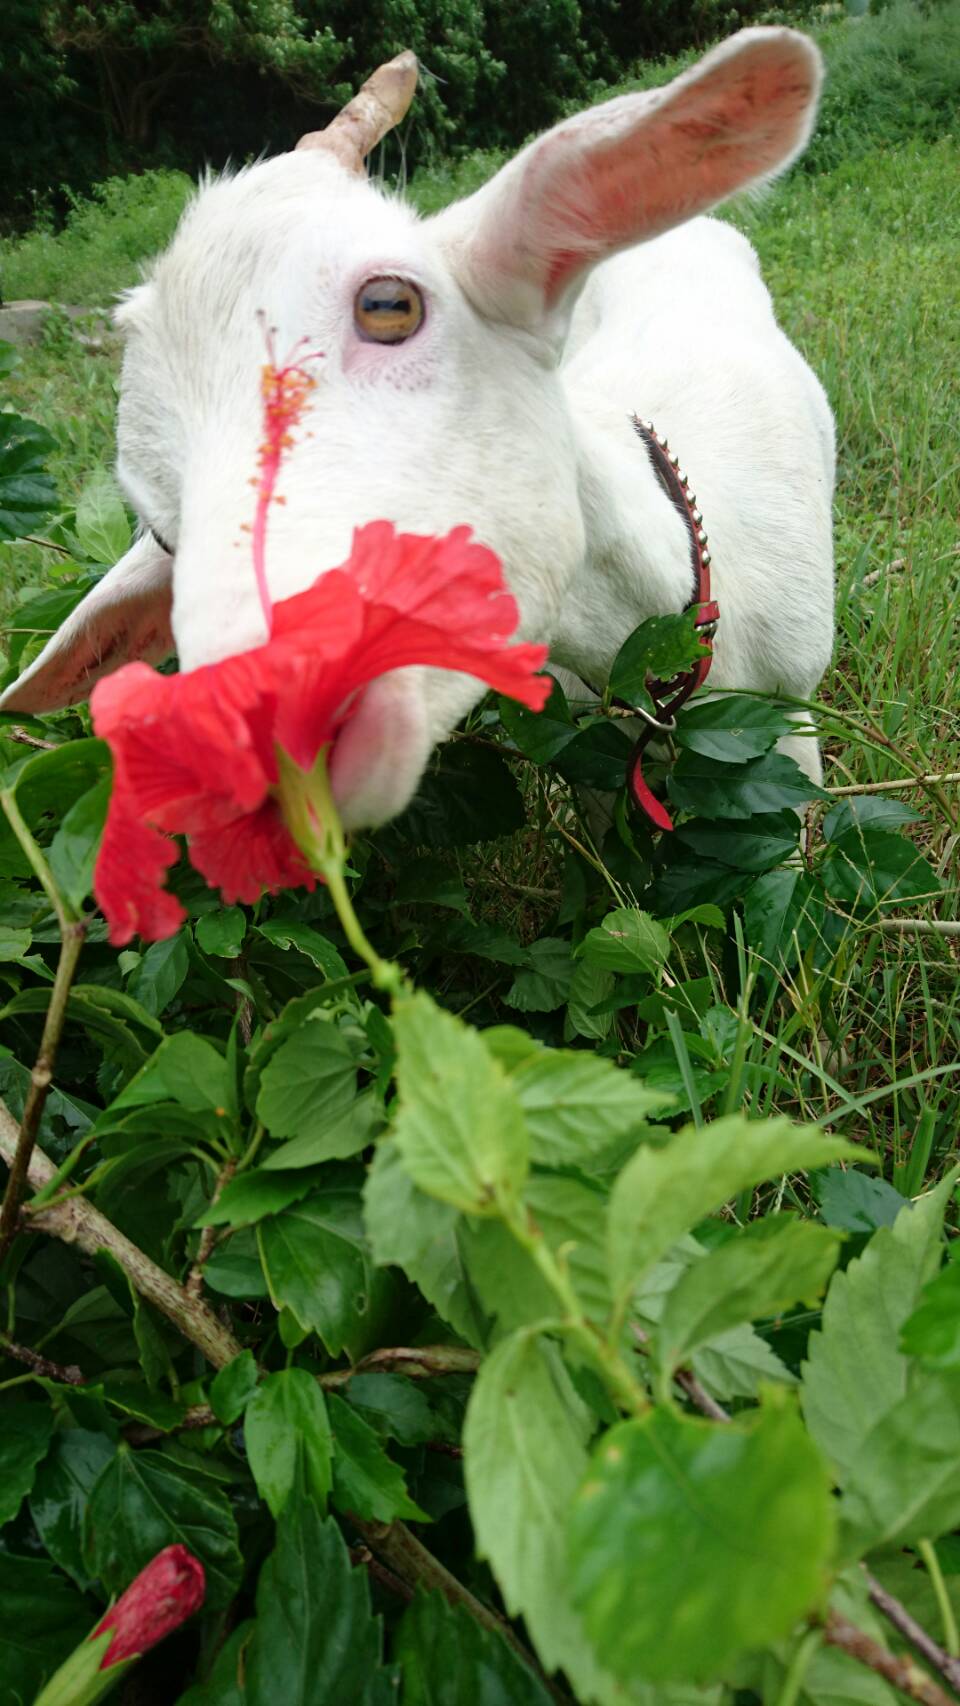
<box><xmin>776</xmin><ymin>1627</ymin><xmax>822</xmax><ymax>1706</ymax></box>
<box><xmin>185</xmin><ymin>1158</ymin><xmax>237</xmax><ymax>1299</ymax></box>
<box><xmin>827</xmin><ymin>774</ymin><xmax>960</xmax><ymax>796</ymax></box>
<box><xmin>918</xmin><ymin>1547</ymin><xmax>960</xmax><ymax>1661</ymax></box>
<box><xmin>0</xmin><ymin>918</ymin><xmax>86</xmax><ymax>1262</ymax></box>
<box><xmin>319</xmin><ymin>1344</ymin><xmax>481</xmax><ymax>1387</ymax></box>
<box><xmin>0</xmin><ymin>1334</ymin><xmax>85</xmax><ymax>1385</ymax></box>
<box><xmin>0</xmin><ymin>1098</ymin><xmax>242</xmax><ymax>1370</ymax></box>
<box><xmin>321</xmin><ymin>858</ymin><xmax>403</xmax><ymax>994</ymax></box>
<box><xmin>351</xmin><ymin>1517</ymin><xmax>572</xmax><ymax>1704</ymax></box>
<box><xmin>506</xmin><ymin>1205</ymin><xmax>648</xmax><ymax>1415</ymax></box>
<box><xmin>823</xmin><ymin>1611</ymin><xmax>956</xmax><ymax>1706</ymax></box>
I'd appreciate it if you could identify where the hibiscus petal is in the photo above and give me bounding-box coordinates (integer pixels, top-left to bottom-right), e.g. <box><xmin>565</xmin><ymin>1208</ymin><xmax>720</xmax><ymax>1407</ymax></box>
<box><xmin>95</xmin><ymin>795</ymin><xmax>185</xmax><ymax>947</ymax></box>
<box><xmin>188</xmin><ymin>800</ymin><xmax>316</xmax><ymax>906</ymax></box>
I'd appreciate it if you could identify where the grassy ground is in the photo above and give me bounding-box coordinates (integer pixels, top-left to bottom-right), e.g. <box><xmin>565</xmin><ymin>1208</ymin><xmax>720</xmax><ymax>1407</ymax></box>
<box><xmin>1</xmin><ymin>6</ymin><xmax>958</xmax><ymax>1181</ymax></box>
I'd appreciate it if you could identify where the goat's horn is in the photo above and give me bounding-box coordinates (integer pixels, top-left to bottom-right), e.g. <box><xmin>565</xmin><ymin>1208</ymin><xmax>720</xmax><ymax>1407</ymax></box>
<box><xmin>296</xmin><ymin>50</ymin><xmax>418</xmax><ymax>172</ymax></box>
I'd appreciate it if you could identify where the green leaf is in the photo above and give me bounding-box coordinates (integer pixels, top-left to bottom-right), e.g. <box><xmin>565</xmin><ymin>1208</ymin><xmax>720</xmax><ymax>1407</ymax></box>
<box><xmin>0</xmin><ymin>1401</ymin><xmax>55</xmax><ymax>1525</ymax></box>
<box><xmin>196</xmin><ymin>1167</ymin><xmax>316</xmax><ymax>1228</ymax></box>
<box><xmin>111</xmin><ymin>1032</ymin><xmax>230</xmax><ymax>1114</ymax></box>
<box><xmin>839</xmin><ymin>1369</ymin><xmax>960</xmax><ymax>1555</ymax></box>
<box><xmin>607</xmin><ymin>1115</ymin><xmax>861</xmax><ymax>1310</ymax></box>
<box><xmin>29</xmin><ymin>1427</ymin><xmax>115</xmax><ymax>1592</ymax></box>
<box><xmin>551</xmin><ymin>721</ymin><xmax>634</xmax><ymax>790</ymax></box>
<box><xmin>46</xmin><ymin>774</ymin><xmax>111</xmax><ymax>912</ymax></box>
<box><xmin>390</xmin><ymin>742</ymin><xmax>526</xmax><ymax>848</ymax></box>
<box><xmin>0</xmin><ymin>1553</ymin><xmax>92</xmax><ymax>1705</ymax></box>
<box><xmin>498</xmin><ymin>676</ymin><xmax>577</xmax><ymax>764</ymax></box>
<box><xmin>462</xmin><ymin>1173</ymin><xmax>610</xmax><ymax>1330</ymax></box>
<box><xmin>565</xmin><ymin>959</ymin><xmax>615</xmax><ymax>1041</ymax></box>
<box><xmin>256</xmin><ymin>1019</ymin><xmax>357</xmax><ymax>1143</ymax></box>
<box><xmin>0</xmin><ymin>924</ymin><xmax>31</xmax><ymax>960</ymax></box>
<box><xmin>674</xmin><ymin>811</ymin><xmax>800</xmax><ymax>873</ymax></box>
<box><xmin>568</xmin><ymin>1397</ymin><xmax>834</xmax><ymax>1682</ymax></box>
<box><xmin>344</xmin><ymin>1373</ymin><xmax>435</xmax><ymax>1447</ymax></box>
<box><xmin>396</xmin><ymin>1586</ymin><xmax>554</xmax><ymax>1706</ymax></box>
<box><xmin>0</xmin><ymin>412</ymin><xmax>58</xmax><ymax>541</ymax></box>
<box><xmin>823</xmin><ymin>798</ymin><xmax>923</xmax><ymax>840</ymax></box>
<box><xmin>674</xmin><ymin>694</ymin><xmax>795</xmax><ymax>762</ymax></box>
<box><xmin>464</xmin><ymin>1328</ymin><xmax>624</xmax><ymax>1704</ymax></box>
<box><xmin>245</xmin><ymin>1501</ymin><xmax>382</xmax><ymax>1706</ymax></box>
<box><xmin>125</xmin><ymin>931</ymin><xmax>190</xmax><ymax>1018</ymax></box>
<box><xmin>822</xmin><ymin>826</ymin><xmax>942</xmax><ymax>908</ymax></box>
<box><xmin>668</xmin><ymin>749</ymin><xmax>828</xmax><ymax>819</ymax></box>
<box><xmin>259</xmin><ymin>1183</ymin><xmax>388</xmax><ymax>1356</ymax></box>
<box><xmin>814</xmin><ymin>1168</ymin><xmax>908</xmax><ymax>1233</ymax></box>
<box><xmin>262</xmin><ymin>1091</ymin><xmax>380</xmax><ymax>1169</ymax></box>
<box><xmin>743</xmin><ymin>867</ymin><xmax>826</xmax><ymax>973</ymax></box>
<box><xmin>655</xmin><ymin>1217</ymin><xmax>842</xmax><ymax>1382</ymax></box>
<box><xmin>84</xmin><ymin>1444</ymin><xmax>243</xmax><ymax>1610</ymax></box>
<box><xmin>901</xmin><ymin>1260</ymin><xmax>960</xmax><ymax>1366</ymax></box>
<box><xmin>255</xmin><ymin>918</ymin><xmax>349</xmax><ymax>978</ymax></box>
<box><xmin>578</xmin><ymin>907</ymin><xmax>671</xmax><ymax>976</ymax></box>
<box><xmin>196</xmin><ymin>906</ymin><xmax>247</xmax><ymax>958</ymax></box>
<box><xmin>328</xmin><ymin>1392</ymin><xmax>426</xmax><ymax>1521</ymax></box>
<box><xmin>504</xmin><ymin>937</ymin><xmax>573</xmax><ymax>1013</ymax></box>
<box><xmin>178</xmin><ymin>1623</ymin><xmax>252</xmax><ymax>1706</ymax></box>
<box><xmin>245</xmin><ymin>1368</ymin><xmax>333</xmax><ymax>1516</ymax></box>
<box><xmin>391</xmin><ymin>990</ymin><xmax>529</xmax><ymax>1215</ymax></box>
<box><xmin>74</xmin><ymin>467</ymin><xmax>132</xmax><ymax>563</ymax></box>
<box><xmin>511</xmin><ymin>1048</ymin><xmax>669</xmax><ymax>1168</ymax></box>
<box><xmin>209</xmin><ymin>1349</ymin><xmax>260</xmax><ymax>1425</ymax></box>
<box><xmin>364</xmin><ymin>1143</ymin><xmax>481</xmax><ymax>1346</ymax></box>
<box><xmin>801</xmin><ymin>1175</ymin><xmax>956</xmax><ymax>1481</ymax></box>
<box><xmin>608</xmin><ymin>610</ymin><xmax>708</xmax><ymax>707</ymax></box>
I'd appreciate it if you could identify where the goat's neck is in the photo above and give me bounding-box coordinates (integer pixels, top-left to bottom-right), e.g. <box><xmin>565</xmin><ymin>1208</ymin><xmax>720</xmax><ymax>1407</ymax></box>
<box><xmin>548</xmin><ymin>407</ymin><xmax>695</xmax><ymax>685</ymax></box>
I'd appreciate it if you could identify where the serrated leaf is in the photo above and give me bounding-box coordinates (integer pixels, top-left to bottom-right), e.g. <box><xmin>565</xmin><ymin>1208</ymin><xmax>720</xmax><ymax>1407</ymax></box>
<box><xmin>210</xmin><ymin>1350</ymin><xmax>259</xmax><ymax>1425</ymax></box>
<box><xmin>823</xmin><ymin>798</ymin><xmax>923</xmax><ymax>840</ymax></box>
<box><xmin>256</xmin><ymin>918</ymin><xmax>349</xmax><ymax>978</ymax></box>
<box><xmin>196</xmin><ymin>1167</ymin><xmax>316</xmax><ymax>1228</ymax></box>
<box><xmin>608</xmin><ymin>610</ymin><xmax>708</xmax><ymax>706</ymax></box>
<box><xmin>0</xmin><ymin>1402</ymin><xmax>55</xmax><ymax>1526</ymax></box>
<box><xmin>245</xmin><ymin>1368</ymin><xmax>332</xmax><ymax>1516</ymax></box>
<box><xmin>674</xmin><ymin>811</ymin><xmax>800</xmax><ymax>873</ymax></box>
<box><xmin>511</xmin><ymin>1048</ymin><xmax>669</xmax><ymax>1168</ymax></box>
<box><xmin>74</xmin><ymin>467</ymin><xmax>132</xmax><ymax>564</ymax></box>
<box><xmin>46</xmin><ymin>774</ymin><xmax>111</xmax><ymax>912</ymax></box>
<box><xmin>110</xmin><ymin>1032</ymin><xmax>230</xmax><ymax>1114</ymax></box>
<box><xmin>801</xmin><ymin>1174</ymin><xmax>955</xmax><ymax>1481</ymax></box>
<box><xmin>396</xmin><ymin>1585</ymin><xmax>554</xmax><ymax>1705</ymax></box>
<box><xmin>328</xmin><ymin>1392</ymin><xmax>426</xmax><ymax>1521</ymax></box>
<box><xmin>245</xmin><ymin>1500</ymin><xmax>383</xmax><ymax>1705</ymax></box>
<box><xmin>814</xmin><ymin>1168</ymin><xmax>908</xmax><ymax>1233</ymax></box>
<box><xmin>498</xmin><ymin>675</ymin><xmax>576</xmax><ymax>763</ymax></box>
<box><xmin>674</xmin><ymin>695</ymin><xmax>795</xmax><ymax>762</ymax></box>
<box><xmin>668</xmin><ymin>749</ymin><xmax>828</xmax><ymax>819</ymax></box>
<box><xmin>0</xmin><ymin>411</ymin><xmax>58</xmax><ymax>540</ymax></box>
<box><xmin>261</xmin><ymin>1091</ymin><xmax>379</xmax><ymax>1169</ymax></box>
<box><xmin>462</xmin><ymin>1172</ymin><xmax>610</xmax><ymax>1330</ymax></box>
<box><xmin>901</xmin><ymin>1260</ymin><xmax>960</xmax><ymax>1366</ymax></box>
<box><xmin>125</xmin><ymin>930</ymin><xmax>190</xmax><ymax>1018</ymax></box>
<box><xmin>655</xmin><ymin>1217</ymin><xmax>842</xmax><ymax>1383</ymax></box>
<box><xmin>504</xmin><ymin>937</ymin><xmax>573</xmax><ymax>1013</ymax></box>
<box><xmin>29</xmin><ymin>1427</ymin><xmax>115</xmax><ymax>1591</ymax></box>
<box><xmin>258</xmin><ymin>1184</ymin><xmax>387</xmax><ymax>1357</ymax></box>
<box><xmin>839</xmin><ymin>1369</ymin><xmax>960</xmax><ymax>1556</ymax></box>
<box><xmin>391</xmin><ymin>990</ymin><xmax>528</xmax><ymax>1215</ymax></box>
<box><xmin>363</xmin><ymin>1143</ymin><xmax>481</xmax><ymax>1347</ymax></box>
<box><xmin>579</xmin><ymin>907</ymin><xmax>671</xmax><ymax>976</ymax></box>
<box><xmin>743</xmin><ymin>866</ymin><xmax>827</xmax><ymax>974</ymax></box>
<box><xmin>608</xmin><ymin>1116</ymin><xmax>862</xmax><ymax>1311</ymax></box>
<box><xmin>344</xmin><ymin>1374</ymin><xmax>435</xmax><ymax>1447</ymax></box>
<box><xmin>568</xmin><ymin>1398</ymin><xmax>834</xmax><ymax>1682</ymax></box>
<box><xmin>84</xmin><ymin>1445</ymin><xmax>242</xmax><ymax>1610</ymax></box>
<box><xmin>822</xmin><ymin>827</ymin><xmax>942</xmax><ymax>909</ymax></box>
<box><xmin>256</xmin><ymin>1019</ymin><xmax>357</xmax><ymax>1143</ymax></box>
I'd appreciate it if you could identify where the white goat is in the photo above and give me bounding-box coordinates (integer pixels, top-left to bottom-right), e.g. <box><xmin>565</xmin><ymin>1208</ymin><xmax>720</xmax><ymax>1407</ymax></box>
<box><xmin>1</xmin><ymin>31</ymin><xmax>834</xmax><ymax>831</ymax></box>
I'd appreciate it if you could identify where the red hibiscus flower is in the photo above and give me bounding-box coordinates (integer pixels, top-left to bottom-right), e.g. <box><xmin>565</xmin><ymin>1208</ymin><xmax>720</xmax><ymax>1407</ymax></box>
<box><xmin>92</xmin><ymin>521</ymin><xmax>549</xmax><ymax>945</ymax></box>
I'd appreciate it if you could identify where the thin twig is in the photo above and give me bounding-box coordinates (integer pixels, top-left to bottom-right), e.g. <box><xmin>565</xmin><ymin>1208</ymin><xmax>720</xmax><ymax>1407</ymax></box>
<box><xmin>0</xmin><ymin>1099</ymin><xmax>242</xmax><ymax>1370</ymax></box>
<box><xmin>826</xmin><ymin>774</ymin><xmax>960</xmax><ymax>796</ymax></box>
<box><xmin>865</xmin><ymin>921</ymin><xmax>960</xmax><ymax>938</ymax></box>
<box><xmin>185</xmin><ymin>1158</ymin><xmax>236</xmax><ymax>1299</ymax></box>
<box><xmin>0</xmin><ymin>919</ymin><xmax>86</xmax><ymax>1261</ymax></box>
<box><xmin>673</xmin><ymin>1364</ymin><xmax>730</xmax><ymax>1421</ymax></box>
<box><xmin>2</xmin><ymin>726</ymin><xmax>59</xmax><ymax>751</ymax></box>
<box><xmin>351</xmin><ymin>1517</ymin><xmax>572</xmax><ymax>1704</ymax></box>
<box><xmin>0</xmin><ymin>1334</ymin><xmax>85</xmax><ymax>1385</ymax></box>
<box><xmin>319</xmin><ymin>1344</ymin><xmax>481</xmax><ymax>1387</ymax></box>
<box><xmin>350</xmin><ymin>1543</ymin><xmax>415</xmax><ymax>1604</ymax></box>
<box><xmin>823</xmin><ymin>1611</ymin><xmax>956</xmax><ymax>1706</ymax></box>
<box><xmin>865</xmin><ymin>1569</ymin><xmax>960</xmax><ymax>1696</ymax></box>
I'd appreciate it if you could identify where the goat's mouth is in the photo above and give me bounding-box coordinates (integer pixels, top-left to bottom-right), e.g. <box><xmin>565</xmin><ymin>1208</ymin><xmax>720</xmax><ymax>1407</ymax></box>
<box><xmin>327</xmin><ymin>671</ymin><xmax>431</xmax><ymax>831</ymax></box>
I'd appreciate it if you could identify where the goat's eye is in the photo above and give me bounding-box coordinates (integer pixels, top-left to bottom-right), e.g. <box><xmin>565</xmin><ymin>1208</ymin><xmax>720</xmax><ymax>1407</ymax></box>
<box><xmin>354</xmin><ymin>277</ymin><xmax>424</xmax><ymax>344</ymax></box>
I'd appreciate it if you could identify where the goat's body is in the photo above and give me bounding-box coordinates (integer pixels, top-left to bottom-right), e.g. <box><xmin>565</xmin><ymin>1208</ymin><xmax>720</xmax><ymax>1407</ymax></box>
<box><xmin>556</xmin><ymin>217</ymin><xmax>835</xmax><ymax>746</ymax></box>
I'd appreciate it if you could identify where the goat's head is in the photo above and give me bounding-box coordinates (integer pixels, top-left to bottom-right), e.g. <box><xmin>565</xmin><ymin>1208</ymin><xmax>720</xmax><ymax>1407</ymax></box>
<box><xmin>2</xmin><ymin>31</ymin><xmax>822</xmax><ymax>829</ymax></box>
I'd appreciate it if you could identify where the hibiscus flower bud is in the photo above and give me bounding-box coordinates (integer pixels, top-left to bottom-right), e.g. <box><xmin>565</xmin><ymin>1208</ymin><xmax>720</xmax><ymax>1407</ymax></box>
<box><xmin>93</xmin><ymin>1544</ymin><xmax>207</xmax><ymax>1665</ymax></box>
<box><xmin>34</xmin><ymin>1546</ymin><xmax>206</xmax><ymax>1706</ymax></box>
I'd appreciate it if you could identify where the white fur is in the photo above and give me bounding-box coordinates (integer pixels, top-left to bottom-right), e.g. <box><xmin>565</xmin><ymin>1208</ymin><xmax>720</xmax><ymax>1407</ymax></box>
<box><xmin>1</xmin><ymin>26</ymin><xmax>834</xmax><ymax>821</ymax></box>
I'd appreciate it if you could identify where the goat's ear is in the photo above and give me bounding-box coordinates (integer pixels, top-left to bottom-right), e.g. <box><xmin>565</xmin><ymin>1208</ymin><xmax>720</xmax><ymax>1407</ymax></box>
<box><xmin>0</xmin><ymin>535</ymin><xmax>174</xmax><ymax>715</ymax></box>
<box><xmin>435</xmin><ymin>27</ymin><xmax>821</xmax><ymax>324</ymax></box>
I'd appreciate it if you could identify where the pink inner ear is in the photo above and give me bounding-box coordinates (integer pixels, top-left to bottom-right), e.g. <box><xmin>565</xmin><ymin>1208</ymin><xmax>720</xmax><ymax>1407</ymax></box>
<box><xmin>541</xmin><ymin>35</ymin><xmax>819</xmax><ymax>306</ymax></box>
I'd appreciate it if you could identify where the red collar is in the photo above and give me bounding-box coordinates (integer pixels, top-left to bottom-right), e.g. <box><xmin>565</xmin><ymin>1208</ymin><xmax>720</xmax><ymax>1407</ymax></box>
<box><xmin>623</xmin><ymin>418</ymin><xmax>720</xmax><ymax>832</ymax></box>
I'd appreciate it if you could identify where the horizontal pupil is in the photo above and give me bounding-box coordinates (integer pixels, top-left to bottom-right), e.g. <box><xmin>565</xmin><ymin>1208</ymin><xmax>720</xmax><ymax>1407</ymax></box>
<box><xmin>362</xmin><ymin>293</ymin><xmax>410</xmax><ymax>315</ymax></box>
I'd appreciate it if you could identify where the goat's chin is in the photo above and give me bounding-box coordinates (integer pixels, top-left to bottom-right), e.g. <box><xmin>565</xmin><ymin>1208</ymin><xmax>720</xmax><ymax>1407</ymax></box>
<box><xmin>329</xmin><ymin>671</ymin><xmax>432</xmax><ymax>832</ymax></box>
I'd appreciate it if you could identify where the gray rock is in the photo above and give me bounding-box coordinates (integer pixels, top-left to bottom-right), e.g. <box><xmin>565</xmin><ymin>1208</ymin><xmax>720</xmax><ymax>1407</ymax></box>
<box><xmin>0</xmin><ymin>300</ymin><xmax>111</xmax><ymax>347</ymax></box>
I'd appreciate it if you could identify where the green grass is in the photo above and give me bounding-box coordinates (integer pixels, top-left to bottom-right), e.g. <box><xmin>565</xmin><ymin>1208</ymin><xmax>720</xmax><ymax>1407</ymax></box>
<box><xmin>1</xmin><ymin>6</ymin><xmax>958</xmax><ymax>1180</ymax></box>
